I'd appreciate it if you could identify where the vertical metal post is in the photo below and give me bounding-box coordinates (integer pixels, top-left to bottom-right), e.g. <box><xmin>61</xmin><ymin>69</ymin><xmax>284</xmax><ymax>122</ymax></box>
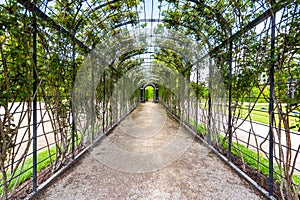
<box><xmin>102</xmin><ymin>71</ymin><xmax>106</xmax><ymax>133</ymax></box>
<box><xmin>119</xmin><ymin>81</ymin><xmax>122</xmax><ymax>119</ymax></box>
<box><xmin>124</xmin><ymin>77</ymin><xmax>128</xmax><ymax>114</ymax></box>
<box><xmin>110</xmin><ymin>79</ymin><xmax>113</xmax><ymax>127</ymax></box>
<box><xmin>187</xmin><ymin>75</ymin><xmax>190</xmax><ymax>125</ymax></box>
<box><xmin>140</xmin><ymin>86</ymin><xmax>144</xmax><ymax>103</ymax></box>
<box><xmin>143</xmin><ymin>87</ymin><xmax>145</xmax><ymax>103</ymax></box>
<box><xmin>71</xmin><ymin>33</ymin><xmax>75</xmax><ymax>159</ymax></box>
<box><xmin>91</xmin><ymin>53</ymin><xmax>95</xmax><ymax>141</ymax></box>
<box><xmin>32</xmin><ymin>3</ymin><xmax>38</xmax><ymax>192</ymax></box>
<box><xmin>227</xmin><ymin>35</ymin><xmax>233</xmax><ymax>162</ymax></box>
<box><xmin>178</xmin><ymin>74</ymin><xmax>182</xmax><ymax>120</ymax></box>
<box><xmin>181</xmin><ymin>76</ymin><xmax>185</xmax><ymax>121</ymax></box>
<box><xmin>195</xmin><ymin>64</ymin><xmax>199</xmax><ymax>133</ymax></box>
<box><xmin>115</xmin><ymin>84</ymin><xmax>118</xmax><ymax>123</ymax></box>
<box><xmin>120</xmin><ymin>79</ymin><xmax>123</xmax><ymax>118</ymax></box>
<box><xmin>268</xmin><ymin>9</ymin><xmax>276</xmax><ymax>197</ymax></box>
<box><xmin>208</xmin><ymin>59</ymin><xmax>212</xmax><ymax>145</ymax></box>
<box><xmin>154</xmin><ymin>87</ymin><xmax>158</xmax><ymax>103</ymax></box>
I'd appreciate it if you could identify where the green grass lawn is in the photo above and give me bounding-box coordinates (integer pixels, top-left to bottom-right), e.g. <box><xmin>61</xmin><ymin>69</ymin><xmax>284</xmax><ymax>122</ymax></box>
<box><xmin>0</xmin><ymin>146</ymin><xmax>56</xmax><ymax>195</ymax></box>
<box><xmin>0</xmin><ymin>132</ymin><xmax>82</xmax><ymax>196</ymax></box>
<box><xmin>220</xmin><ymin>134</ymin><xmax>300</xmax><ymax>185</ymax></box>
<box><xmin>195</xmin><ymin>122</ymin><xmax>300</xmax><ymax>186</ymax></box>
<box><xmin>184</xmin><ymin>104</ymin><xmax>300</xmax><ymax>187</ymax></box>
<box><xmin>239</xmin><ymin>103</ymin><xmax>299</xmax><ymax>131</ymax></box>
<box><xmin>199</xmin><ymin>102</ymin><xmax>300</xmax><ymax>132</ymax></box>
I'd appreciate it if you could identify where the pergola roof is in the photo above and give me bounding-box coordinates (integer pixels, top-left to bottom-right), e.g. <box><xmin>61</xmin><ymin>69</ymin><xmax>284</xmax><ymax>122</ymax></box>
<box><xmin>16</xmin><ymin>0</ymin><xmax>281</xmax><ymax>50</ymax></box>
<box><xmin>14</xmin><ymin>0</ymin><xmax>287</xmax><ymax>87</ymax></box>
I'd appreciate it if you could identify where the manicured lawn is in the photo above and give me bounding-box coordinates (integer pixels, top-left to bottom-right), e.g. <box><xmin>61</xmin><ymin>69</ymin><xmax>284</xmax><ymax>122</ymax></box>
<box><xmin>196</xmin><ymin>123</ymin><xmax>300</xmax><ymax>186</ymax></box>
<box><xmin>219</xmin><ymin>135</ymin><xmax>300</xmax><ymax>185</ymax></box>
<box><xmin>0</xmin><ymin>147</ymin><xmax>56</xmax><ymax>195</ymax></box>
<box><xmin>199</xmin><ymin>102</ymin><xmax>300</xmax><ymax>131</ymax></box>
<box><xmin>239</xmin><ymin>103</ymin><xmax>299</xmax><ymax>131</ymax></box>
<box><xmin>0</xmin><ymin>131</ymin><xmax>82</xmax><ymax>196</ymax></box>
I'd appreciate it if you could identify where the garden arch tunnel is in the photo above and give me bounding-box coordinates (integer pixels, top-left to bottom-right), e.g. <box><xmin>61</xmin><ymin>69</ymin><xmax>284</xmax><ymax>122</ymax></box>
<box><xmin>1</xmin><ymin>1</ymin><xmax>299</xmax><ymax>199</ymax></box>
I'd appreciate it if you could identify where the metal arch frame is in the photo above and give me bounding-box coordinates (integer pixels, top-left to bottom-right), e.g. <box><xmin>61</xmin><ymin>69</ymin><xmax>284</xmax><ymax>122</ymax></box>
<box><xmin>98</xmin><ymin>31</ymin><xmax>205</xmax><ymax>77</ymax></box>
<box><xmin>181</xmin><ymin>0</ymin><xmax>230</xmax><ymax>33</ymax></box>
<box><xmin>140</xmin><ymin>83</ymin><xmax>159</xmax><ymax>103</ymax></box>
<box><xmin>95</xmin><ymin>18</ymin><xmax>213</xmax><ymax>49</ymax></box>
<box><xmin>102</xmin><ymin>30</ymin><xmax>204</xmax><ymax>83</ymax></box>
<box><xmin>19</xmin><ymin>0</ymin><xmax>288</xmax><ymax>58</ymax></box>
<box><xmin>14</xmin><ymin>1</ymin><xmax>293</xmax><ymax>199</ymax></box>
<box><xmin>111</xmin><ymin>50</ymin><xmax>194</xmax><ymax>85</ymax></box>
<box><xmin>111</xmin><ymin>55</ymin><xmax>181</xmax><ymax>88</ymax></box>
<box><xmin>76</xmin><ymin>0</ymin><xmax>231</xmax><ymax>37</ymax></box>
<box><xmin>17</xmin><ymin>0</ymin><xmax>91</xmax><ymax>52</ymax></box>
<box><xmin>115</xmin><ymin>49</ymin><xmax>193</xmax><ymax>75</ymax></box>
<box><xmin>107</xmin><ymin>50</ymin><xmax>187</xmax><ymax>104</ymax></box>
<box><xmin>79</xmin><ymin>0</ymin><xmax>122</xmax><ymax>24</ymax></box>
<box><xmin>108</xmin><ymin>48</ymin><xmax>197</xmax><ymax>92</ymax></box>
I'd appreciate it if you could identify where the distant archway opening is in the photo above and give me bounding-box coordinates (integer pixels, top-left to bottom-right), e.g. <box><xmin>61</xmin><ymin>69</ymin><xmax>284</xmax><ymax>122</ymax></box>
<box><xmin>140</xmin><ymin>84</ymin><xmax>158</xmax><ymax>103</ymax></box>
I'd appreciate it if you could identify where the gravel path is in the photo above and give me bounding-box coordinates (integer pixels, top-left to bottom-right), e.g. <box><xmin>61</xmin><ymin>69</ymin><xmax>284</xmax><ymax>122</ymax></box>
<box><xmin>35</xmin><ymin>103</ymin><xmax>265</xmax><ymax>200</ymax></box>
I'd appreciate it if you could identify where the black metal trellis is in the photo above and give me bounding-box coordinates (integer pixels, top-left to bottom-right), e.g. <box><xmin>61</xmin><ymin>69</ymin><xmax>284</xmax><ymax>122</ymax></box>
<box><xmin>17</xmin><ymin>0</ymin><xmax>90</xmax><ymax>52</ymax></box>
<box><xmin>1</xmin><ymin>1</ymin><xmax>299</xmax><ymax>199</ymax></box>
<box><xmin>207</xmin><ymin>58</ymin><xmax>212</xmax><ymax>145</ymax></box>
<box><xmin>71</xmin><ymin>31</ymin><xmax>76</xmax><ymax>160</ymax></box>
<box><xmin>32</xmin><ymin>1</ymin><xmax>38</xmax><ymax>192</ymax></box>
<box><xmin>268</xmin><ymin>6</ymin><xmax>276</xmax><ymax>196</ymax></box>
<box><xmin>227</xmin><ymin>33</ymin><xmax>233</xmax><ymax>162</ymax></box>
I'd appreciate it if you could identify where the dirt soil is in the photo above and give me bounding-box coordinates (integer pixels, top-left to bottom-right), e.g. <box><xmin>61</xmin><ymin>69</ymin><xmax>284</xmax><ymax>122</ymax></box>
<box><xmin>34</xmin><ymin>103</ymin><xmax>265</xmax><ymax>200</ymax></box>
